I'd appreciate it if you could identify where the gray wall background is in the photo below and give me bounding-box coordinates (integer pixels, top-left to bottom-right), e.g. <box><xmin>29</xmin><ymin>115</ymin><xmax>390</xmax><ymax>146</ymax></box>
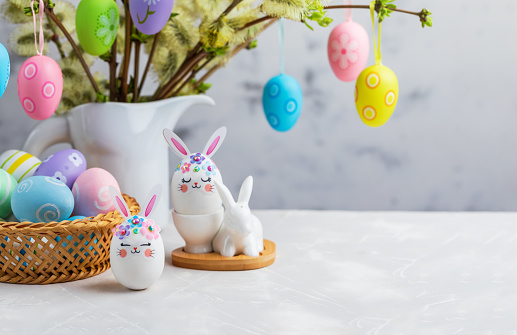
<box><xmin>1</xmin><ymin>0</ymin><xmax>516</xmax><ymax>211</ymax></box>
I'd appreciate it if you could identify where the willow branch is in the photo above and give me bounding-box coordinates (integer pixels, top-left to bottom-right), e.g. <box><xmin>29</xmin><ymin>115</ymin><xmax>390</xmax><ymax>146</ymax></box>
<box><xmin>172</xmin><ymin>56</ymin><xmax>213</xmax><ymax>96</ymax></box>
<box><xmin>324</xmin><ymin>4</ymin><xmax>421</xmax><ymax>16</ymax></box>
<box><xmin>154</xmin><ymin>51</ymin><xmax>208</xmax><ymax>100</ymax></box>
<box><xmin>239</xmin><ymin>5</ymin><xmax>424</xmax><ymax>32</ymax></box>
<box><xmin>133</xmin><ymin>41</ymin><xmax>141</xmax><ymax>102</ymax></box>
<box><xmin>119</xmin><ymin>0</ymin><xmax>132</xmax><ymax>102</ymax></box>
<box><xmin>197</xmin><ymin>19</ymin><xmax>278</xmax><ymax>88</ymax></box>
<box><xmin>44</xmin><ymin>6</ymin><xmax>100</xmax><ymax>94</ymax></box>
<box><xmin>109</xmin><ymin>38</ymin><xmax>117</xmax><ymax>101</ymax></box>
<box><xmin>138</xmin><ymin>32</ymin><xmax>160</xmax><ymax>97</ymax></box>
<box><xmin>152</xmin><ymin>0</ymin><xmax>245</xmax><ymax>100</ymax></box>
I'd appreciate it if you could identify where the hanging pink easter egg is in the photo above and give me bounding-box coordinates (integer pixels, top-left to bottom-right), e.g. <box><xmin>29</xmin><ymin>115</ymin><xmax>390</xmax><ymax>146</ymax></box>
<box><xmin>327</xmin><ymin>19</ymin><xmax>369</xmax><ymax>82</ymax></box>
<box><xmin>17</xmin><ymin>55</ymin><xmax>63</xmax><ymax>120</ymax></box>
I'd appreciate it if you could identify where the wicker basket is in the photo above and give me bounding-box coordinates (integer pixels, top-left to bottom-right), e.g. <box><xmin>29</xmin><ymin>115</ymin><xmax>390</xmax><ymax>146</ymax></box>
<box><xmin>0</xmin><ymin>194</ymin><xmax>139</xmax><ymax>284</ymax></box>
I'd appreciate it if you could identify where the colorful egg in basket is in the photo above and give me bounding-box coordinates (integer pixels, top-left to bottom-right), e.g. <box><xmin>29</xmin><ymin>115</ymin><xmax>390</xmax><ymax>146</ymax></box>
<box><xmin>0</xmin><ymin>194</ymin><xmax>139</xmax><ymax>284</ymax></box>
<box><xmin>11</xmin><ymin>176</ymin><xmax>74</xmax><ymax>223</ymax></box>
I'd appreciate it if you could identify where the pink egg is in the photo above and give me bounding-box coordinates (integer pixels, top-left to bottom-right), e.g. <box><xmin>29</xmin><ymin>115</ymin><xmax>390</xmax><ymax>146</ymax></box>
<box><xmin>72</xmin><ymin>168</ymin><xmax>121</xmax><ymax>217</ymax></box>
<box><xmin>327</xmin><ymin>19</ymin><xmax>369</xmax><ymax>82</ymax></box>
<box><xmin>17</xmin><ymin>55</ymin><xmax>63</xmax><ymax>120</ymax></box>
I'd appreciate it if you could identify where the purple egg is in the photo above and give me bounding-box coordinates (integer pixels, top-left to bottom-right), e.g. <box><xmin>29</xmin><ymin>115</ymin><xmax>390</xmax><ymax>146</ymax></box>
<box><xmin>34</xmin><ymin>149</ymin><xmax>87</xmax><ymax>189</ymax></box>
<box><xmin>130</xmin><ymin>0</ymin><xmax>175</xmax><ymax>35</ymax></box>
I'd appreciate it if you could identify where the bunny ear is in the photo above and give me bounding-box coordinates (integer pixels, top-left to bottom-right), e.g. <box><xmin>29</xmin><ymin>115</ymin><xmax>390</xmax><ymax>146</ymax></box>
<box><xmin>163</xmin><ymin>128</ymin><xmax>191</xmax><ymax>159</ymax></box>
<box><xmin>109</xmin><ymin>186</ymin><xmax>131</xmax><ymax>219</ymax></box>
<box><xmin>237</xmin><ymin>176</ymin><xmax>254</xmax><ymax>204</ymax></box>
<box><xmin>141</xmin><ymin>184</ymin><xmax>163</xmax><ymax>218</ymax></box>
<box><xmin>202</xmin><ymin>127</ymin><xmax>227</xmax><ymax>158</ymax></box>
<box><xmin>214</xmin><ymin>180</ymin><xmax>235</xmax><ymax>209</ymax></box>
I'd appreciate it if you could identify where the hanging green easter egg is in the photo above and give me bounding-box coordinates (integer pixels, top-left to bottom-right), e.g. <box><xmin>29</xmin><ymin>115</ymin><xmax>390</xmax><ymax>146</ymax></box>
<box><xmin>76</xmin><ymin>0</ymin><xmax>119</xmax><ymax>56</ymax></box>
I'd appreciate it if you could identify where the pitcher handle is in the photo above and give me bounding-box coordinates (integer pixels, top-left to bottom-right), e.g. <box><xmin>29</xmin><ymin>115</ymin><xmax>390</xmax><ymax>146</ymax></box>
<box><xmin>22</xmin><ymin>116</ymin><xmax>71</xmax><ymax>157</ymax></box>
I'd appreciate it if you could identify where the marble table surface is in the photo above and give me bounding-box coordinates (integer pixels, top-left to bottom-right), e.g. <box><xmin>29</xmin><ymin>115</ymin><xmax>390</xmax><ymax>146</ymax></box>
<box><xmin>1</xmin><ymin>210</ymin><xmax>517</xmax><ymax>334</ymax></box>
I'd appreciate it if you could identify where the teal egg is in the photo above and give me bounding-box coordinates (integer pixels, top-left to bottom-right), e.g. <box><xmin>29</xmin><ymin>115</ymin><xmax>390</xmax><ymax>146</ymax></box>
<box><xmin>11</xmin><ymin>176</ymin><xmax>74</xmax><ymax>223</ymax></box>
<box><xmin>262</xmin><ymin>74</ymin><xmax>303</xmax><ymax>132</ymax></box>
<box><xmin>0</xmin><ymin>43</ymin><xmax>9</xmax><ymax>99</ymax></box>
<box><xmin>0</xmin><ymin>169</ymin><xmax>17</xmax><ymax>218</ymax></box>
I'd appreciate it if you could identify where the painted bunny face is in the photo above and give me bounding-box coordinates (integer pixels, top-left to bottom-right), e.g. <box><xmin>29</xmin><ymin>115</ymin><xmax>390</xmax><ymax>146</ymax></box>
<box><xmin>164</xmin><ymin>127</ymin><xmax>227</xmax><ymax>215</ymax></box>
<box><xmin>112</xmin><ymin>215</ymin><xmax>161</xmax><ymax>259</ymax></box>
<box><xmin>109</xmin><ymin>185</ymin><xmax>165</xmax><ymax>290</ymax></box>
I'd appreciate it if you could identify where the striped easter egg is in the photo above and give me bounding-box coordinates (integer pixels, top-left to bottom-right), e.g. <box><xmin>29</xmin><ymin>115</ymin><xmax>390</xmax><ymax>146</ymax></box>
<box><xmin>0</xmin><ymin>150</ymin><xmax>41</xmax><ymax>182</ymax></box>
<box><xmin>0</xmin><ymin>169</ymin><xmax>17</xmax><ymax>218</ymax></box>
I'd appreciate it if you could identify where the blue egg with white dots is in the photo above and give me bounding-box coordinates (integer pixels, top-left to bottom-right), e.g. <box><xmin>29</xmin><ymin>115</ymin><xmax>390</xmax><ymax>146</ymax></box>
<box><xmin>11</xmin><ymin>176</ymin><xmax>74</xmax><ymax>223</ymax></box>
<box><xmin>262</xmin><ymin>74</ymin><xmax>303</xmax><ymax>132</ymax></box>
<box><xmin>0</xmin><ymin>43</ymin><xmax>9</xmax><ymax>99</ymax></box>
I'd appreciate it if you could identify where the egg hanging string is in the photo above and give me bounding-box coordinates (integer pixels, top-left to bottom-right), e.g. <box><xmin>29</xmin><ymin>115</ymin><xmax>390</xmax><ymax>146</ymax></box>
<box><xmin>30</xmin><ymin>0</ymin><xmax>45</xmax><ymax>56</ymax></box>
<box><xmin>370</xmin><ymin>1</ymin><xmax>382</xmax><ymax>65</ymax></box>
<box><xmin>279</xmin><ymin>18</ymin><xmax>284</xmax><ymax>75</ymax></box>
<box><xmin>345</xmin><ymin>0</ymin><xmax>352</xmax><ymax>22</ymax></box>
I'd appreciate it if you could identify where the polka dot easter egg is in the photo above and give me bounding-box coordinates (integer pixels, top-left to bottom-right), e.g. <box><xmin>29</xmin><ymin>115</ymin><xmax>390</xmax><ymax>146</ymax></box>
<box><xmin>262</xmin><ymin>74</ymin><xmax>303</xmax><ymax>132</ymax></box>
<box><xmin>0</xmin><ymin>169</ymin><xmax>17</xmax><ymax>219</ymax></box>
<box><xmin>355</xmin><ymin>64</ymin><xmax>399</xmax><ymax>127</ymax></box>
<box><xmin>72</xmin><ymin>168</ymin><xmax>120</xmax><ymax>217</ymax></box>
<box><xmin>130</xmin><ymin>0</ymin><xmax>175</xmax><ymax>35</ymax></box>
<box><xmin>0</xmin><ymin>150</ymin><xmax>41</xmax><ymax>182</ymax></box>
<box><xmin>0</xmin><ymin>42</ymin><xmax>10</xmax><ymax>99</ymax></box>
<box><xmin>34</xmin><ymin>149</ymin><xmax>87</xmax><ymax>189</ymax></box>
<box><xmin>17</xmin><ymin>55</ymin><xmax>63</xmax><ymax>120</ymax></box>
<box><xmin>327</xmin><ymin>19</ymin><xmax>369</xmax><ymax>82</ymax></box>
<box><xmin>11</xmin><ymin>176</ymin><xmax>74</xmax><ymax>223</ymax></box>
<box><xmin>76</xmin><ymin>0</ymin><xmax>119</xmax><ymax>56</ymax></box>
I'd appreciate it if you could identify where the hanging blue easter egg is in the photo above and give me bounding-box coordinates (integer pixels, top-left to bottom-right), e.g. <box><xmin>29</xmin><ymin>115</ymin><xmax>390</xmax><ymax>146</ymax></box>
<box><xmin>0</xmin><ymin>43</ymin><xmax>10</xmax><ymax>99</ymax></box>
<box><xmin>262</xmin><ymin>74</ymin><xmax>303</xmax><ymax>132</ymax></box>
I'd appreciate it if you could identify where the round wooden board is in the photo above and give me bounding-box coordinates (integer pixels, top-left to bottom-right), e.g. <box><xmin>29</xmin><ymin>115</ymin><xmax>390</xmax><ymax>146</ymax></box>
<box><xmin>171</xmin><ymin>239</ymin><xmax>276</xmax><ymax>271</ymax></box>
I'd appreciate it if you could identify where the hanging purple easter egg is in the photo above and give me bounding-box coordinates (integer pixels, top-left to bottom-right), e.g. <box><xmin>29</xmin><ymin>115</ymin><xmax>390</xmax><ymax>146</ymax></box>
<box><xmin>34</xmin><ymin>149</ymin><xmax>87</xmax><ymax>189</ymax></box>
<box><xmin>327</xmin><ymin>19</ymin><xmax>369</xmax><ymax>82</ymax></box>
<box><xmin>130</xmin><ymin>0</ymin><xmax>175</xmax><ymax>35</ymax></box>
<box><xmin>262</xmin><ymin>74</ymin><xmax>303</xmax><ymax>132</ymax></box>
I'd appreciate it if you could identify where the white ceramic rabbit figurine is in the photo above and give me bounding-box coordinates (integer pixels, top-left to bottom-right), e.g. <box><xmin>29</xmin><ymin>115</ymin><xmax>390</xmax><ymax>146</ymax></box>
<box><xmin>212</xmin><ymin>176</ymin><xmax>264</xmax><ymax>257</ymax></box>
<box><xmin>163</xmin><ymin>127</ymin><xmax>227</xmax><ymax>215</ymax></box>
<box><xmin>109</xmin><ymin>185</ymin><xmax>164</xmax><ymax>290</ymax></box>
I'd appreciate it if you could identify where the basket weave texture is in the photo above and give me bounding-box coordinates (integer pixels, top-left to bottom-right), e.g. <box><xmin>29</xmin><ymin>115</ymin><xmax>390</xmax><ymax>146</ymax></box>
<box><xmin>0</xmin><ymin>194</ymin><xmax>139</xmax><ymax>284</ymax></box>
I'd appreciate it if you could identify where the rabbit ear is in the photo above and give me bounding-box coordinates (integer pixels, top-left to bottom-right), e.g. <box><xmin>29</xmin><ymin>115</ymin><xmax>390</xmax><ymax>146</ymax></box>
<box><xmin>141</xmin><ymin>184</ymin><xmax>163</xmax><ymax>218</ymax></box>
<box><xmin>214</xmin><ymin>180</ymin><xmax>235</xmax><ymax>209</ymax></box>
<box><xmin>237</xmin><ymin>176</ymin><xmax>254</xmax><ymax>204</ymax></box>
<box><xmin>109</xmin><ymin>186</ymin><xmax>131</xmax><ymax>219</ymax></box>
<box><xmin>163</xmin><ymin>128</ymin><xmax>191</xmax><ymax>159</ymax></box>
<box><xmin>202</xmin><ymin>127</ymin><xmax>227</xmax><ymax>158</ymax></box>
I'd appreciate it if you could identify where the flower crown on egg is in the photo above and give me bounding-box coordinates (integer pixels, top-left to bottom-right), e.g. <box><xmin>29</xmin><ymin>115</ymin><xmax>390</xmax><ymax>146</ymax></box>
<box><xmin>112</xmin><ymin>215</ymin><xmax>161</xmax><ymax>241</ymax></box>
<box><xmin>175</xmin><ymin>153</ymin><xmax>218</xmax><ymax>176</ymax></box>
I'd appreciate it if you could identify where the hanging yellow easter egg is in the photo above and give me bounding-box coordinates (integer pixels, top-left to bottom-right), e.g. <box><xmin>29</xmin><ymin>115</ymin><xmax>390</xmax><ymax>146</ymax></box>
<box><xmin>355</xmin><ymin>64</ymin><xmax>398</xmax><ymax>127</ymax></box>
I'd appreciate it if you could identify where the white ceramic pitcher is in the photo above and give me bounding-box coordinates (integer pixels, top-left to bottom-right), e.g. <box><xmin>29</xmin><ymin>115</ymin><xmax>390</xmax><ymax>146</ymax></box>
<box><xmin>22</xmin><ymin>95</ymin><xmax>215</xmax><ymax>228</ymax></box>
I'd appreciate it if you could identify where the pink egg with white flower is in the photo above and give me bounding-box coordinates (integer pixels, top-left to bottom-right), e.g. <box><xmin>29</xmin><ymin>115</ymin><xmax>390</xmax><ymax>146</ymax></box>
<box><xmin>327</xmin><ymin>19</ymin><xmax>369</xmax><ymax>82</ymax></box>
<box><xmin>17</xmin><ymin>55</ymin><xmax>63</xmax><ymax>120</ymax></box>
<box><xmin>34</xmin><ymin>149</ymin><xmax>87</xmax><ymax>189</ymax></box>
<box><xmin>72</xmin><ymin>168</ymin><xmax>120</xmax><ymax>217</ymax></box>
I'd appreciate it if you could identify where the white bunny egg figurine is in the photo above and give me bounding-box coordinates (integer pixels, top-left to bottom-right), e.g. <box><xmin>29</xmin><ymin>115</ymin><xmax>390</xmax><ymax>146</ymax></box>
<box><xmin>109</xmin><ymin>185</ymin><xmax>165</xmax><ymax>290</ymax></box>
<box><xmin>212</xmin><ymin>176</ymin><xmax>264</xmax><ymax>257</ymax></box>
<box><xmin>163</xmin><ymin>127</ymin><xmax>226</xmax><ymax>215</ymax></box>
<box><xmin>163</xmin><ymin>127</ymin><xmax>227</xmax><ymax>254</ymax></box>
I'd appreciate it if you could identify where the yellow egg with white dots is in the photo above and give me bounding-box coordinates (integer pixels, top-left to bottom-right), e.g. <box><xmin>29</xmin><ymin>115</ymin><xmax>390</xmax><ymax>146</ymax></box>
<box><xmin>355</xmin><ymin>64</ymin><xmax>399</xmax><ymax>127</ymax></box>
